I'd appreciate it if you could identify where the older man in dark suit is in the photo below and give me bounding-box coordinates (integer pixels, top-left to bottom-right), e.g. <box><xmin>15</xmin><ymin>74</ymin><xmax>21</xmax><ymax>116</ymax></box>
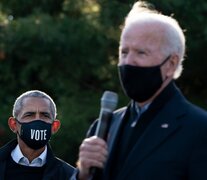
<box><xmin>72</xmin><ymin>1</ymin><xmax>207</xmax><ymax>180</ymax></box>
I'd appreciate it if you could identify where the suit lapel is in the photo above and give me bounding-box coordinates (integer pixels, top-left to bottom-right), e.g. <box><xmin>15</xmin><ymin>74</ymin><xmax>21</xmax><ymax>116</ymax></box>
<box><xmin>103</xmin><ymin>105</ymin><xmax>129</xmax><ymax>179</ymax></box>
<box><xmin>107</xmin><ymin>106</ymin><xmax>129</xmax><ymax>152</ymax></box>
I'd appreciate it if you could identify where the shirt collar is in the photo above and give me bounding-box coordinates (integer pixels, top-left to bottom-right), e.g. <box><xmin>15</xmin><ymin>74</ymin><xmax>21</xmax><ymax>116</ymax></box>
<box><xmin>11</xmin><ymin>144</ymin><xmax>47</xmax><ymax>167</ymax></box>
<box><xmin>134</xmin><ymin>101</ymin><xmax>150</xmax><ymax>115</ymax></box>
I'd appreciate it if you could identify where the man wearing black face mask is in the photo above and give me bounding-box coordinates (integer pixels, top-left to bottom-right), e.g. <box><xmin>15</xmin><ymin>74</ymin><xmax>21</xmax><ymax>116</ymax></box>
<box><xmin>72</xmin><ymin>1</ymin><xmax>207</xmax><ymax>180</ymax></box>
<box><xmin>0</xmin><ymin>90</ymin><xmax>75</xmax><ymax>180</ymax></box>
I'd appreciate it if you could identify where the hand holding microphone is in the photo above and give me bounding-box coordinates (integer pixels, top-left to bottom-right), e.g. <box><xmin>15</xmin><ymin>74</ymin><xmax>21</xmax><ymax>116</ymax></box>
<box><xmin>77</xmin><ymin>91</ymin><xmax>118</xmax><ymax>180</ymax></box>
<box><xmin>89</xmin><ymin>91</ymin><xmax>118</xmax><ymax>179</ymax></box>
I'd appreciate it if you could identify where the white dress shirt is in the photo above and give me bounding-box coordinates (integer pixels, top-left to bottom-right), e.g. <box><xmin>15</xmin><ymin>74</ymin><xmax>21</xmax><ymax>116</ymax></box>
<box><xmin>11</xmin><ymin>144</ymin><xmax>47</xmax><ymax>167</ymax></box>
<box><xmin>131</xmin><ymin>101</ymin><xmax>150</xmax><ymax>127</ymax></box>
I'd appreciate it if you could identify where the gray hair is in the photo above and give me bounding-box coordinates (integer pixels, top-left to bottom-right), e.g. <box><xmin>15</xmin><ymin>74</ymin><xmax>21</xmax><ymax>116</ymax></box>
<box><xmin>13</xmin><ymin>90</ymin><xmax>57</xmax><ymax>120</ymax></box>
<box><xmin>122</xmin><ymin>1</ymin><xmax>186</xmax><ymax>79</ymax></box>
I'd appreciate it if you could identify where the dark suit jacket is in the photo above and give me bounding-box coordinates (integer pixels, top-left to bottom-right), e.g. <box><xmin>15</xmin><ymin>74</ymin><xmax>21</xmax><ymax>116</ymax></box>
<box><xmin>88</xmin><ymin>82</ymin><xmax>207</xmax><ymax>180</ymax></box>
<box><xmin>0</xmin><ymin>139</ymin><xmax>75</xmax><ymax>180</ymax></box>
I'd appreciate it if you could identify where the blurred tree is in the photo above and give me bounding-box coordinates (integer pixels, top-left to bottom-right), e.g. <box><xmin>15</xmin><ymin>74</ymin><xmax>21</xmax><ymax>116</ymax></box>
<box><xmin>0</xmin><ymin>0</ymin><xmax>64</xmax><ymax>17</ymax></box>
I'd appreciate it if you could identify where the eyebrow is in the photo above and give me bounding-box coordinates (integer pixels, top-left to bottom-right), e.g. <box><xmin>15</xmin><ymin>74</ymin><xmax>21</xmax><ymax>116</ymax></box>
<box><xmin>22</xmin><ymin>111</ymin><xmax>52</xmax><ymax>118</ymax></box>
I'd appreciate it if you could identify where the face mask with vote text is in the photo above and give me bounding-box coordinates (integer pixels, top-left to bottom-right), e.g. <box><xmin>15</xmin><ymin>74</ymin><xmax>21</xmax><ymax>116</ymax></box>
<box><xmin>16</xmin><ymin>119</ymin><xmax>52</xmax><ymax>150</ymax></box>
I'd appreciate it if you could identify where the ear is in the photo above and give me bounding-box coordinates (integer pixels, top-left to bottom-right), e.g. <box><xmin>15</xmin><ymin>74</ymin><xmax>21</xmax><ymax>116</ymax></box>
<box><xmin>51</xmin><ymin>119</ymin><xmax>61</xmax><ymax>134</ymax></box>
<box><xmin>165</xmin><ymin>54</ymin><xmax>179</xmax><ymax>77</ymax></box>
<box><xmin>8</xmin><ymin>117</ymin><xmax>18</xmax><ymax>133</ymax></box>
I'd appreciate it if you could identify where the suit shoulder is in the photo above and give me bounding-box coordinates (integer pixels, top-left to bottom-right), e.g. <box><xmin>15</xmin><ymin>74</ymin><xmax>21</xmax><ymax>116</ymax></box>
<box><xmin>113</xmin><ymin>106</ymin><xmax>127</xmax><ymax>116</ymax></box>
<box><xmin>181</xmin><ymin>101</ymin><xmax>207</xmax><ymax>131</ymax></box>
<box><xmin>54</xmin><ymin>157</ymin><xmax>75</xmax><ymax>175</ymax></box>
<box><xmin>186</xmin><ymin>101</ymin><xmax>207</xmax><ymax>119</ymax></box>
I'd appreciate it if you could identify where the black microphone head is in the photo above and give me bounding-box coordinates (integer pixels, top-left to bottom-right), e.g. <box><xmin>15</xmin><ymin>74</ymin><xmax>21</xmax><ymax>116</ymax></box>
<box><xmin>101</xmin><ymin>91</ymin><xmax>118</xmax><ymax>112</ymax></box>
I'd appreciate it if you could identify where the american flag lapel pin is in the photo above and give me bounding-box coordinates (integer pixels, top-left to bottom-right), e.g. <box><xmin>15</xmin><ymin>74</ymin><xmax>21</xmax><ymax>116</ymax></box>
<box><xmin>161</xmin><ymin>123</ymin><xmax>169</xmax><ymax>128</ymax></box>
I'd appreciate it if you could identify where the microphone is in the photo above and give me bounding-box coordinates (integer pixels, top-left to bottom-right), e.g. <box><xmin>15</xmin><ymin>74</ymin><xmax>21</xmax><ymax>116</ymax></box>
<box><xmin>90</xmin><ymin>91</ymin><xmax>118</xmax><ymax>180</ymax></box>
<box><xmin>95</xmin><ymin>90</ymin><xmax>118</xmax><ymax>140</ymax></box>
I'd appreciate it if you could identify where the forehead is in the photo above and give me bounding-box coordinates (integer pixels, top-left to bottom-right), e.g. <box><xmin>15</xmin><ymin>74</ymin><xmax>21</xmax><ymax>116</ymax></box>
<box><xmin>121</xmin><ymin>21</ymin><xmax>166</xmax><ymax>51</ymax></box>
<box><xmin>21</xmin><ymin>97</ymin><xmax>51</xmax><ymax>112</ymax></box>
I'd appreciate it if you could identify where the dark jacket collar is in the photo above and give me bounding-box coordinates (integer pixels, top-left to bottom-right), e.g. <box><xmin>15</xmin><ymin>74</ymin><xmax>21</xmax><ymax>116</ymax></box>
<box><xmin>0</xmin><ymin>139</ymin><xmax>54</xmax><ymax>161</ymax></box>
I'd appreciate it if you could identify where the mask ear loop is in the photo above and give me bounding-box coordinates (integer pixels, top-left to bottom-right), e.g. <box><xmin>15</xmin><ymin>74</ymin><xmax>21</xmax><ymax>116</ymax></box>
<box><xmin>160</xmin><ymin>55</ymin><xmax>171</xmax><ymax>66</ymax></box>
<box><xmin>160</xmin><ymin>55</ymin><xmax>171</xmax><ymax>81</ymax></box>
<box><xmin>15</xmin><ymin>118</ymin><xmax>23</xmax><ymax>136</ymax></box>
<box><xmin>15</xmin><ymin>118</ymin><xmax>23</xmax><ymax>124</ymax></box>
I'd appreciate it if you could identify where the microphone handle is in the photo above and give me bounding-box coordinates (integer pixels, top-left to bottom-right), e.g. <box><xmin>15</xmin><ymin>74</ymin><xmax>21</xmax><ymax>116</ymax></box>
<box><xmin>89</xmin><ymin>166</ymin><xmax>102</xmax><ymax>180</ymax></box>
<box><xmin>90</xmin><ymin>111</ymin><xmax>113</xmax><ymax>179</ymax></box>
<box><xmin>95</xmin><ymin>110</ymin><xmax>112</xmax><ymax>140</ymax></box>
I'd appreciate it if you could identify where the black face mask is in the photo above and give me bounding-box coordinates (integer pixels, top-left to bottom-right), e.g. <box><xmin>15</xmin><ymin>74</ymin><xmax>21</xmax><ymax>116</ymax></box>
<box><xmin>16</xmin><ymin>119</ymin><xmax>52</xmax><ymax>150</ymax></box>
<box><xmin>118</xmin><ymin>56</ymin><xmax>170</xmax><ymax>102</ymax></box>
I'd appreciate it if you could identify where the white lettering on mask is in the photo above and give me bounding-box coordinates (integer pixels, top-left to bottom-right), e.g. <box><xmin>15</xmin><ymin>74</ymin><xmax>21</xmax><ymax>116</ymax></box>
<box><xmin>31</xmin><ymin>129</ymin><xmax>47</xmax><ymax>140</ymax></box>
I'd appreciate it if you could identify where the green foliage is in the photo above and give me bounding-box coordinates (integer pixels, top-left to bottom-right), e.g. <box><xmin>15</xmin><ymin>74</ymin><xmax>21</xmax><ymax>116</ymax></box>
<box><xmin>0</xmin><ymin>0</ymin><xmax>206</xmax><ymax>166</ymax></box>
<box><xmin>0</xmin><ymin>0</ymin><xmax>64</xmax><ymax>17</ymax></box>
<box><xmin>51</xmin><ymin>90</ymin><xmax>101</xmax><ymax>163</ymax></box>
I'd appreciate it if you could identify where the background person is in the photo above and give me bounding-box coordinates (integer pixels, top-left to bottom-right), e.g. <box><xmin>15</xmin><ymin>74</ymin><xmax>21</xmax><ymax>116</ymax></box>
<box><xmin>0</xmin><ymin>90</ymin><xmax>75</xmax><ymax>179</ymax></box>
